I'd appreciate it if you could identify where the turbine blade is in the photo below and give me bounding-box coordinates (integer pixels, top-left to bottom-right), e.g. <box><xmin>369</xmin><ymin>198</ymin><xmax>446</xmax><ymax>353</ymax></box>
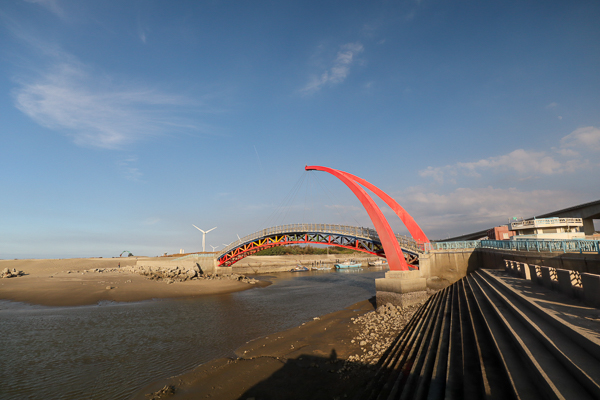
<box><xmin>192</xmin><ymin>224</ymin><xmax>203</xmax><ymax>232</ymax></box>
<box><xmin>207</xmin><ymin>227</ymin><xmax>217</xmax><ymax>233</ymax></box>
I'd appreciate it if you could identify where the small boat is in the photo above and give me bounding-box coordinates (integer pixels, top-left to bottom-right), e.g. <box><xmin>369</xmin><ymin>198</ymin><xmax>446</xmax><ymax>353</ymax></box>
<box><xmin>290</xmin><ymin>265</ymin><xmax>309</xmax><ymax>272</ymax></box>
<box><xmin>334</xmin><ymin>261</ymin><xmax>362</xmax><ymax>269</ymax></box>
<box><xmin>368</xmin><ymin>258</ymin><xmax>388</xmax><ymax>267</ymax></box>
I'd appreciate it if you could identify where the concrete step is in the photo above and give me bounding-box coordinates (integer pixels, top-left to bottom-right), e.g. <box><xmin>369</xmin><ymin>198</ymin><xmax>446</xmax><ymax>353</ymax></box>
<box><xmin>360</xmin><ymin>269</ymin><xmax>600</xmax><ymax>399</ymax></box>
<box><xmin>471</xmin><ymin>271</ymin><xmax>596</xmax><ymax>400</ymax></box>
<box><xmin>422</xmin><ymin>285</ymin><xmax>452</xmax><ymax>400</ymax></box>
<box><xmin>475</xmin><ymin>270</ymin><xmax>600</xmax><ymax>398</ymax></box>
<box><xmin>359</xmin><ymin>291</ymin><xmax>441</xmax><ymax>400</ymax></box>
<box><xmin>479</xmin><ymin>269</ymin><xmax>600</xmax><ymax>361</ymax></box>
<box><xmin>466</xmin><ymin>274</ymin><xmax>541</xmax><ymax>399</ymax></box>
<box><xmin>381</xmin><ymin>289</ymin><xmax>446</xmax><ymax>400</ymax></box>
<box><xmin>397</xmin><ymin>285</ymin><xmax>448</xmax><ymax>400</ymax></box>
<box><xmin>461</xmin><ymin>277</ymin><xmax>514</xmax><ymax>400</ymax></box>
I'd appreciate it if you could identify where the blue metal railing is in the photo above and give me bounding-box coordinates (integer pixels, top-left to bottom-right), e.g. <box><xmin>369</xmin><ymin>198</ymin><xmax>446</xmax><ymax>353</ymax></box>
<box><xmin>425</xmin><ymin>239</ymin><xmax>600</xmax><ymax>254</ymax></box>
<box><xmin>425</xmin><ymin>241</ymin><xmax>481</xmax><ymax>251</ymax></box>
<box><xmin>480</xmin><ymin>239</ymin><xmax>600</xmax><ymax>254</ymax></box>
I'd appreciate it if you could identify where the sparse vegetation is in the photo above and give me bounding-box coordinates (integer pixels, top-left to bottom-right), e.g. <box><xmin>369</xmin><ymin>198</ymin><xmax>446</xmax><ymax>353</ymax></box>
<box><xmin>254</xmin><ymin>245</ymin><xmax>361</xmax><ymax>256</ymax></box>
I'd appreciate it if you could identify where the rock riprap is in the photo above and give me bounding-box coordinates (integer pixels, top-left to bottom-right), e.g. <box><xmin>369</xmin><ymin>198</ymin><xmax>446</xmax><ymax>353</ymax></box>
<box><xmin>2</xmin><ymin>268</ymin><xmax>25</xmax><ymax>278</ymax></box>
<box><xmin>78</xmin><ymin>265</ymin><xmax>259</xmax><ymax>285</ymax></box>
<box><xmin>343</xmin><ymin>302</ymin><xmax>425</xmax><ymax>369</ymax></box>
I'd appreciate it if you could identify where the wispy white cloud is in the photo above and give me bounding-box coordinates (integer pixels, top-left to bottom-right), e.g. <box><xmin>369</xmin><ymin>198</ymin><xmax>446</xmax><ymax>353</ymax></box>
<box><xmin>137</xmin><ymin>16</ymin><xmax>148</xmax><ymax>44</ymax></box>
<box><xmin>144</xmin><ymin>217</ymin><xmax>161</xmax><ymax>226</ymax></box>
<box><xmin>419</xmin><ymin>126</ymin><xmax>600</xmax><ymax>183</ymax></box>
<box><xmin>117</xmin><ymin>156</ymin><xmax>143</xmax><ymax>181</ymax></box>
<box><xmin>560</xmin><ymin>126</ymin><xmax>600</xmax><ymax>152</ymax></box>
<box><xmin>397</xmin><ymin>186</ymin><xmax>578</xmax><ymax>239</ymax></box>
<box><xmin>24</xmin><ymin>0</ymin><xmax>65</xmax><ymax>18</ymax></box>
<box><xmin>301</xmin><ymin>42</ymin><xmax>364</xmax><ymax>95</ymax></box>
<box><xmin>13</xmin><ymin>54</ymin><xmax>206</xmax><ymax>149</ymax></box>
<box><xmin>324</xmin><ymin>204</ymin><xmax>363</xmax><ymax>212</ymax></box>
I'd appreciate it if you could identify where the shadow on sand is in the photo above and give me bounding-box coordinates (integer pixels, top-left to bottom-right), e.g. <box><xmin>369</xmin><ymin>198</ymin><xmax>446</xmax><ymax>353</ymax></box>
<box><xmin>235</xmin><ymin>350</ymin><xmax>375</xmax><ymax>400</ymax></box>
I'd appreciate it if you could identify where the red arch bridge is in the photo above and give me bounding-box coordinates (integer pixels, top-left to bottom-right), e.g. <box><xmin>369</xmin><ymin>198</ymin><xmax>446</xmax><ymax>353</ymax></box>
<box><xmin>216</xmin><ymin>223</ymin><xmax>423</xmax><ymax>267</ymax></box>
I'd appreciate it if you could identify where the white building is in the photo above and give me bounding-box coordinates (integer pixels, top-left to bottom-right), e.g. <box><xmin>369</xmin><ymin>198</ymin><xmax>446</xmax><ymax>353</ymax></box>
<box><xmin>509</xmin><ymin>217</ymin><xmax>584</xmax><ymax>240</ymax></box>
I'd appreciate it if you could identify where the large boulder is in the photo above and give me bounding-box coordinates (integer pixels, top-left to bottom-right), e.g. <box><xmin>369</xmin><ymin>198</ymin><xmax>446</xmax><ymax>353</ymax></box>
<box><xmin>186</xmin><ymin>269</ymin><xmax>197</xmax><ymax>278</ymax></box>
<box><xmin>1</xmin><ymin>268</ymin><xmax>24</xmax><ymax>278</ymax></box>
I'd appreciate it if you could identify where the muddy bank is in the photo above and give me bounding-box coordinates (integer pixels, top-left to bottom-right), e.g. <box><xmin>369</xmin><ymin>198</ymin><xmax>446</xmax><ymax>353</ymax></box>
<box><xmin>0</xmin><ymin>258</ymin><xmax>266</xmax><ymax>307</ymax></box>
<box><xmin>133</xmin><ymin>297</ymin><xmax>425</xmax><ymax>400</ymax></box>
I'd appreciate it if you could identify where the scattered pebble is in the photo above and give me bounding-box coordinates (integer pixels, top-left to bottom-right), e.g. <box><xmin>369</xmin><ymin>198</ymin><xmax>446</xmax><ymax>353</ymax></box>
<box><xmin>145</xmin><ymin>384</ymin><xmax>175</xmax><ymax>399</ymax></box>
<box><xmin>339</xmin><ymin>301</ymin><xmax>426</xmax><ymax>374</ymax></box>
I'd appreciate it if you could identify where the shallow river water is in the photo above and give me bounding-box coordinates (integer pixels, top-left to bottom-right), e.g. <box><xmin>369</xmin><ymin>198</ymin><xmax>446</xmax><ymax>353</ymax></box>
<box><xmin>0</xmin><ymin>268</ymin><xmax>385</xmax><ymax>400</ymax></box>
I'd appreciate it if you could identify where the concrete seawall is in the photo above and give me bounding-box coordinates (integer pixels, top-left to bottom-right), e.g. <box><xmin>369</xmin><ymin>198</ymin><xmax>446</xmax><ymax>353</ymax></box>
<box><xmin>376</xmin><ymin>247</ymin><xmax>600</xmax><ymax>307</ymax></box>
<box><xmin>409</xmin><ymin>247</ymin><xmax>600</xmax><ymax>283</ymax></box>
<box><xmin>478</xmin><ymin>248</ymin><xmax>600</xmax><ymax>274</ymax></box>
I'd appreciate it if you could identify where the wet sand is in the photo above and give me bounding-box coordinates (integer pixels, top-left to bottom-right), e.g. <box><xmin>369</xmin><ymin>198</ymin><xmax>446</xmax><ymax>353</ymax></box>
<box><xmin>132</xmin><ymin>298</ymin><xmax>423</xmax><ymax>400</ymax></box>
<box><xmin>0</xmin><ymin>258</ymin><xmax>261</xmax><ymax>306</ymax></box>
<box><xmin>132</xmin><ymin>299</ymin><xmax>375</xmax><ymax>400</ymax></box>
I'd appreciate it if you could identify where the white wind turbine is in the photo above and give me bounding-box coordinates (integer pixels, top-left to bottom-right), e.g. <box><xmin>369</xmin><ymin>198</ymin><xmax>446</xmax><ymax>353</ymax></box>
<box><xmin>192</xmin><ymin>225</ymin><xmax>217</xmax><ymax>253</ymax></box>
<box><xmin>209</xmin><ymin>245</ymin><xmax>219</xmax><ymax>252</ymax></box>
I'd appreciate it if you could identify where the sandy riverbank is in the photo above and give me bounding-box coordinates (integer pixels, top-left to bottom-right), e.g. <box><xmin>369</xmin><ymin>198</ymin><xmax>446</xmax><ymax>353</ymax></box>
<box><xmin>132</xmin><ymin>298</ymin><xmax>424</xmax><ymax>400</ymax></box>
<box><xmin>0</xmin><ymin>258</ymin><xmax>265</xmax><ymax>307</ymax></box>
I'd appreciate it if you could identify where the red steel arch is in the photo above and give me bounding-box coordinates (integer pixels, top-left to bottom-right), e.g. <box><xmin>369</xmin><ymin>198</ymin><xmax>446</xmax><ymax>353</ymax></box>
<box><xmin>305</xmin><ymin>165</ymin><xmax>410</xmax><ymax>271</ymax></box>
<box><xmin>217</xmin><ymin>232</ymin><xmax>388</xmax><ymax>267</ymax></box>
<box><xmin>342</xmin><ymin>171</ymin><xmax>430</xmax><ymax>244</ymax></box>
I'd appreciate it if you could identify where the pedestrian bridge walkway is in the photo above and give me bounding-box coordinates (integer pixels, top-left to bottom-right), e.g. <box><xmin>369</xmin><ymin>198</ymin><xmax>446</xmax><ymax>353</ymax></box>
<box><xmin>216</xmin><ymin>223</ymin><xmax>422</xmax><ymax>267</ymax></box>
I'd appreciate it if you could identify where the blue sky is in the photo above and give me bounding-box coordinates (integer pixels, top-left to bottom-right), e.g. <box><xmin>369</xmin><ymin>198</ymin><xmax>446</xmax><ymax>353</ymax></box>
<box><xmin>1</xmin><ymin>0</ymin><xmax>599</xmax><ymax>258</ymax></box>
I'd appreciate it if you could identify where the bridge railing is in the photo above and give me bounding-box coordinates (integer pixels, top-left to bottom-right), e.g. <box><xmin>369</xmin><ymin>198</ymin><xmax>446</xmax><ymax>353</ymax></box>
<box><xmin>480</xmin><ymin>239</ymin><xmax>600</xmax><ymax>254</ymax></box>
<box><xmin>424</xmin><ymin>239</ymin><xmax>600</xmax><ymax>254</ymax></box>
<box><xmin>425</xmin><ymin>241</ymin><xmax>481</xmax><ymax>251</ymax></box>
<box><xmin>217</xmin><ymin>223</ymin><xmax>421</xmax><ymax>257</ymax></box>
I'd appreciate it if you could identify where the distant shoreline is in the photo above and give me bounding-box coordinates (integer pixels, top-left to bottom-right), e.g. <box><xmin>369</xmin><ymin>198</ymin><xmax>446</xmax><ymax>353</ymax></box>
<box><xmin>0</xmin><ymin>257</ymin><xmax>263</xmax><ymax>307</ymax></box>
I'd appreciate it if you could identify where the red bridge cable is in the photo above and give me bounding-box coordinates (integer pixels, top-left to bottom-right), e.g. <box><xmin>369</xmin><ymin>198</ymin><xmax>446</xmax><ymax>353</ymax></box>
<box><xmin>341</xmin><ymin>171</ymin><xmax>430</xmax><ymax>244</ymax></box>
<box><xmin>304</xmin><ymin>165</ymin><xmax>409</xmax><ymax>271</ymax></box>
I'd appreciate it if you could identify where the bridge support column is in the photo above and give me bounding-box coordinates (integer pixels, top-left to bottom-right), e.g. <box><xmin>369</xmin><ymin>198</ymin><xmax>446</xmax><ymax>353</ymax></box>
<box><xmin>583</xmin><ymin>218</ymin><xmax>596</xmax><ymax>235</ymax></box>
<box><xmin>375</xmin><ymin>270</ymin><xmax>429</xmax><ymax>308</ymax></box>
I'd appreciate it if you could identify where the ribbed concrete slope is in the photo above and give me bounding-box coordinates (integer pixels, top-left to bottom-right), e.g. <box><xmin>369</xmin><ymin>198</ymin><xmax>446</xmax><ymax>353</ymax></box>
<box><xmin>359</xmin><ymin>269</ymin><xmax>600</xmax><ymax>400</ymax></box>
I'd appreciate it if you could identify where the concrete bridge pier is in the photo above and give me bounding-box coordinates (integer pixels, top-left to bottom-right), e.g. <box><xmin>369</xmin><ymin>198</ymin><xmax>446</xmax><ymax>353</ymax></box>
<box><xmin>375</xmin><ymin>249</ymin><xmax>479</xmax><ymax>308</ymax></box>
<box><xmin>375</xmin><ymin>270</ymin><xmax>430</xmax><ymax>308</ymax></box>
<box><xmin>584</xmin><ymin>218</ymin><xmax>597</xmax><ymax>235</ymax></box>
